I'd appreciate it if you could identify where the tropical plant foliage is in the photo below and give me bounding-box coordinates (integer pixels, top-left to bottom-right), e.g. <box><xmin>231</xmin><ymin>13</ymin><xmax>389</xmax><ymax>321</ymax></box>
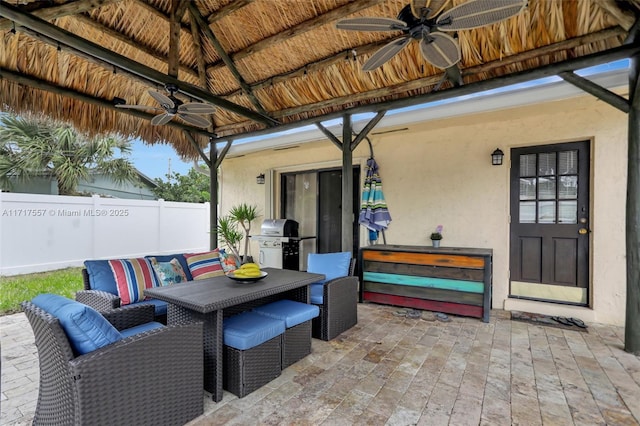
<box><xmin>152</xmin><ymin>167</ymin><xmax>210</xmax><ymax>203</ymax></box>
<box><xmin>0</xmin><ymin>112</ymin><xmax>138</xmax><ymax>195</ymax></box>
<box><xmin>217</xmin><ymin>203</ymin><xmax>260</xmax><ymax>261</ymax></box>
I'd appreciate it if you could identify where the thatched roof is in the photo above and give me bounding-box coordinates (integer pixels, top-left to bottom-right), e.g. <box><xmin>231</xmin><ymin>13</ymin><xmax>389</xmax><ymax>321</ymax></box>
<box><xmin>0</xmin><ymin>0</ymin><xmax>638</xmax><ymax>159</ymax></box>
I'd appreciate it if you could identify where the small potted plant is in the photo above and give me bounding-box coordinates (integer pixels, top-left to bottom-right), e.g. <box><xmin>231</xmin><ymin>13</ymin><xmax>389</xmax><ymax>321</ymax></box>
<box><xmin>430</xmin><ymin>225</ymin><xmax>443</xmax><ymax>248</ymax></box>
<box><xmin>217</xmin><ymin>203</ymin><xmax>260</xmax><ymax>263</ymax></box>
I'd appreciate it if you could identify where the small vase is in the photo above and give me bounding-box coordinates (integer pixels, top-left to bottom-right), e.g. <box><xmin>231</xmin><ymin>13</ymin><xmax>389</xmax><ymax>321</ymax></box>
<box><xmin>432</xmin><ymin>240</ymin><xmax>441</xmax><ymax>248</ymax></box>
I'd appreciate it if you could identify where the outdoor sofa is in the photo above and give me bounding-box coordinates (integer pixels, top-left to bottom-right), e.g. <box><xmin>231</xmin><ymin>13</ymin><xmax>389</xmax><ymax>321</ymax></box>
<box><xmin>76</xmin><ymin>250</ymin><xmax>236</xmax><ymax>323</ymax></box>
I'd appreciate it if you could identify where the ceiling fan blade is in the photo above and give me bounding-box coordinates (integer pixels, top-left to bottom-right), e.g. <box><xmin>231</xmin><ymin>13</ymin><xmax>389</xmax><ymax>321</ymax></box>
<box><xmin>336</xmin><ymin>17</ymin><xmax>408</xmax><ymax>32</ymax></box>
<box><xmin>362</xmin><ymin>36</ymin><xmax>412</xmax><ymax>72</ymax></box>
<box><xmin>148</xmin><ymin>90</ymin><xmax>175</xmax><ymax>109</ymax></box>
<box><xmin>177</xmin><ymin>113</ymin><xmax>211</xmax><ymax>128</ymax></box>
<box><xmin>178</xmin><ymin>102</ymin><xmax>216</xmax><ymax>114</ymax></box>
<box><xmin>411</xmin><ymin>0</ymin><xmax>428</xmax><ymax>18</ymax></box>
<box><xmin>445</xmin><ymin>64</ymin><xmax>463</xmax><ymax>86</ymax></box>
<box><xmin>151</xmin><ymin>112</ymin><xmax>173</xmax><ymax>126</ymax></box>
<box><xmin>115</xmin><ymin>104</ymin><xmax>163</xmax><ymax>112</ymax></box>
<box><xmin>436</xmin><ymin>0</ymin><xmax>526</xmax><ymax>31</ymax></box>
<box><xmin>424</xmin><ymin>0</ymin><xmax>451</xmax><ymax>19</ymax></box>
<box><xmin>420</xmin><ymin>33</ymin><xmax>461</xmax><ymax>69</ymax></box>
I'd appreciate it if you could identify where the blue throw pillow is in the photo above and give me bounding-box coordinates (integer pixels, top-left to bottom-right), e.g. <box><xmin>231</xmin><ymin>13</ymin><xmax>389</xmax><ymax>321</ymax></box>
<box><xmin>84</xmin><ymin>260</ymin><xmax>118</xmax><ymax>294</ymax></box>
<box><xmin>146</xmin><ymin>254</ymin><xmax>193</xmax><ymax>281</ymax></box>
<box><xmin>307</xmin><ymin>252</ymin><xmax>352</xmax><ymax>284</ymax></box>
<box><xmin>32</xmin><ymin>294</ymin><xmax>123</xmax><ymax>355</ymax></box>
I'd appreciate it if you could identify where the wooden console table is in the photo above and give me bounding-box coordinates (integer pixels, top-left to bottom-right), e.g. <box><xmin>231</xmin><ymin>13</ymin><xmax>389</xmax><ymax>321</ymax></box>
<box><xmin>359</xmin><ymin>245</ymin><xmax>492</xmax><ymax>322</ymax></box>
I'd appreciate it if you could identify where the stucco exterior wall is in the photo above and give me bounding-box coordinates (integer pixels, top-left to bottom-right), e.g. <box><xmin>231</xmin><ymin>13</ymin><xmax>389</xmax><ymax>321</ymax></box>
<box><xmin>219</xmin><ymin>93</ymin><xmax>627</xmax><ymax>326</ymax></box>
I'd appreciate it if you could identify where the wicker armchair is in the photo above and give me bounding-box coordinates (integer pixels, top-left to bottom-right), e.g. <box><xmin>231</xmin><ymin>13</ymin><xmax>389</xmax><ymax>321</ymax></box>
<box><xmin>22</xmin><ymin>301</ymin><xmax>204</xmax><ymax>426</ymax></box>
<box><xmin>309</xmin><ymin>256</ymin><xmax>359</xmax><ymax>341</ymax></box>
<box><xmin>76</xmin><ymin>268</ymin><xmax>168</xmax><ymax>323</ymax></box>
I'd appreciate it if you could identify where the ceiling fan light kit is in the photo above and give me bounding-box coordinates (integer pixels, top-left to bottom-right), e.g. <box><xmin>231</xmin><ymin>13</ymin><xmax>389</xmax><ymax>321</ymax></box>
<box><xmin>337</xmin><ymin>0</ymin><xmax>527</xmax><ymax>71</ymax></box>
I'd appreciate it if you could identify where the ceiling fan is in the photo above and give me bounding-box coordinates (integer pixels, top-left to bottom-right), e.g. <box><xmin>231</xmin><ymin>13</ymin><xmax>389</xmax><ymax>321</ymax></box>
<box><xmin>336</xmin><ymin>0</ymin><xmax>527</xmax><ymax>72</ymax></box>
<box><xmin>115</xmin><ymin>83</ymin><xmax>215</xmax><ymax>128</ymax></box>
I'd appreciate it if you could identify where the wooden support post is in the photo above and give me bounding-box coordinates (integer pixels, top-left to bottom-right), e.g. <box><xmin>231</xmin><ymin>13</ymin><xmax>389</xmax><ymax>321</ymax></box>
<box><xmin>210</xmin><ymin>138</ymin><xmax>219</xmax><ymax>250</ymax></box>
<box><xmin>626</xmin><ymin>54</ymin><xmax>640</xmax><ymax>354</ymax></box>
<box><xmin>342</xmin><ymin>114</ymin><xmax>354</xmax><ymax>253</ymax></box>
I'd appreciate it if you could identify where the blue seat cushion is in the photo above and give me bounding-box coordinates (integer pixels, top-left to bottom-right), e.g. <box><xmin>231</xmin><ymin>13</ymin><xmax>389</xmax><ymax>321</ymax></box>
<box><xmin>223</xmin><ymin>311</ymin><xmax>285</xmax><ymax>351</ymax></box>
<box><xmin>120</xmin><ymin>321</ymin><xmax>165</xmax><ymax>338</ymax></box>
<box><xmin>84</xmin><ymin>260</ymin><xmax>118</xmax><ymax>294</ymax></box>
<box><xmin>145</xmin><ymin>254</ymin><xmax>193</xmax><ymax>281</ymax></box>
<box><xmin>307</xmin><ymin>252</ymin><xmax>351</xmax><ymax>284</ymax></box>
<box><xmin>310</xmin><ymin>283</ymin><xmax>325</xmax><ymax>305</ymax></box>
<box><xmin>253</xmin><ymin>300</ymin><xmax>319</xmax><ymax>328</ymax></box>
<box><xmin>135</xmin><ymin>299</ymin><xmax>168</xmax><ymax>316</ymax></box>
<box><xmin>32</xmin><ymin>294</ymin><xmax>122</xmax><ymax>355</ymax></box>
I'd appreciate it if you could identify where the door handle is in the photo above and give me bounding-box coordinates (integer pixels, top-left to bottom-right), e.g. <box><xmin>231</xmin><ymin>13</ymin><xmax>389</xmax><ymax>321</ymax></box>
<box><xmin>578</xmin><ymin>228</ymin><xmax>589</xmax><ymax>235</ymax></box>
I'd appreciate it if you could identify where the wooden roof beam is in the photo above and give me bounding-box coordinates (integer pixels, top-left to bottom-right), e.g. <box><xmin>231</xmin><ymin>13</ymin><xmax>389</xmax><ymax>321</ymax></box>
<box><xmin>0</xmin><ymin>1</ymin><xmax>277</xmax><ymax>126</ymax></box>
<box><xmin>0</xmin><ymin>0</ymin><xmax>124</xmax><ymax>31</ymax></box>
<box><xmin>206</xmin><ymin>0</ymin><xmax>254</xmax><ymax>24</ymax></box>
<box><xmin>205</xmin><ymin>0</ymin><xmax>385</xmax><ymax>75</ymax></box>
<box><xmin>168</xmin><ymin>0</ymin><xmax>189</xmax><ymax>78</ymax></box>
<box><xmin>212</xmin><ymin>42</ymin><xmax>640</xmax><ymax>141</ymax></box>
<box><xmin>0</xmin><ymin>65</ymin><xmax>215</xmax><ymax>138</ymax></box>
<box><xmin>71</xmin><ymin>14</ymin><xmax>199</xmax><ymax>80</ymax></box>
<box><xmin>188</xmin><ymin>3</ymin><xmax>272</xmax><ymax>118</ymax></box>
<box><xmin>268</xmin><ymin>27</ymin><xmax>631</xmax><ymax>120</ymax></box>
<box><xmin>560</xmin><ymin>71</ymin><xmax>630</xmax><ymax>113</ymax></box>
<box><xmin>595</xmin><ymin>0</ymin><xmax>636</xmax><ymax>31</ymax></box>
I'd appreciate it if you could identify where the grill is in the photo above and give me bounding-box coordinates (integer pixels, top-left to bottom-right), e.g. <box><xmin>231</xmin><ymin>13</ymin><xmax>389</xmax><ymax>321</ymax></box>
<box><xmin>251</xmin><ymin>219</ymin><xmax>301</xmax><ymax>270</ymax></box>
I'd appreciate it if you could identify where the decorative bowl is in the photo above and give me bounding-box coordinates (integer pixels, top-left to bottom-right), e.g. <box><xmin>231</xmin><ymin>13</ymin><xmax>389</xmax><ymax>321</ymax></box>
<box><xmin>226</xmin><ymin>271</ymin><xmax>268</xmax><ymax>283</ymax></box>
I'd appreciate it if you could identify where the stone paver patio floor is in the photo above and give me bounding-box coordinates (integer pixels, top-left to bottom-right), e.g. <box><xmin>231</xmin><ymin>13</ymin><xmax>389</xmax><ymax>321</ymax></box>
<box><xmin>2</xmin><ymin>303</ymin><xmax>640</xmax><ymax>425</ymax></box>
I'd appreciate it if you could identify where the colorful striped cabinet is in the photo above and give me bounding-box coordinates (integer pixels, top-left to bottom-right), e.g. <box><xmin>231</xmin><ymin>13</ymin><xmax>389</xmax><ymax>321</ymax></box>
<box><xmin>359</xmin><ymin>245</ymin><xmax>493</xmax><ymax>322</ymax></box>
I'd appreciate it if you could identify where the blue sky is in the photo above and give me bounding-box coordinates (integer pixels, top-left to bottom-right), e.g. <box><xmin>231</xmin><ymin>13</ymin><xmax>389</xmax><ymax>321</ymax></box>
<box><xmin>130</xmin><ymin>139</ymin><xmax>192</xmax><ymax>180</ymax></box>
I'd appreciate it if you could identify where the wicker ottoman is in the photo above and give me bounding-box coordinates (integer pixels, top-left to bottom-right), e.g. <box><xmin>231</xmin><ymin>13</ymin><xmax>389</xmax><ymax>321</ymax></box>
<box><xmin>253</xmin><ymin>300</ymin><xmax>319</xmax><ymax>368</ymax></box>
<box><xmin>223</xmin><ymin>311</ymin><xmax>285</xmax><ymax>398</ymax></box>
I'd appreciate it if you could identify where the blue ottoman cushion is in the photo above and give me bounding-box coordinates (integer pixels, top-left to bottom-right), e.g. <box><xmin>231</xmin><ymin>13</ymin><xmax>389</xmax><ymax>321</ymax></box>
<box><xmin>223</xmin><ymin>311</ymin><xmax>285</xmax><ymax>351</ymax></box>
<box><xmin>254</xmin><ymin>300</ymin><xmax>319</xmax><ymax>328</ymax></box>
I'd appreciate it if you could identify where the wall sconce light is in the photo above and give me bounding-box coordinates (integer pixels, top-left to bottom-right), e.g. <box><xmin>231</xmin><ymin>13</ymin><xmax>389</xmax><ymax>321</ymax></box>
<box><xmin>256</xmin><ymin>173</ymin><xmax>265</xmax><ymax>184</ymax></box>
<box><xmin>491</xmin><ymin>148</ymin><xmax>504</xmax><ymax>166</ymax></box>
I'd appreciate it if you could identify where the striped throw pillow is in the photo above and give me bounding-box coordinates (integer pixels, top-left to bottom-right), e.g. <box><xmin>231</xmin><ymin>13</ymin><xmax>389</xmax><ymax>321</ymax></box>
<box><xmin>184</xmin><ymin>250</ymin><xmax>225</xmax><ymax>280</ymax></box>
<box><xmin>108</xmin><ymin>258</ymin><xmax>160</xmax><ymax>305</ymax></box>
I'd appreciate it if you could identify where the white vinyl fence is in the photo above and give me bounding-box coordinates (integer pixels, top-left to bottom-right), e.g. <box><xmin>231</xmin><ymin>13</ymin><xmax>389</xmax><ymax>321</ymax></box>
<box><xmin>0</xmin><ymin>192</ymin><xmax>210</xmax><ymax>276</ymax></box>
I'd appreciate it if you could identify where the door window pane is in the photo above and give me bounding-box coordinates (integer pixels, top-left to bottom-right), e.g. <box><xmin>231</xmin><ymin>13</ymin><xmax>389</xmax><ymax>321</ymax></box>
<box><xmin>520</xmin><ymin>154</ymin><xmax>536</xmax><ymax>177</ymax></box>
<box><xmin>559</xmin><ymin>176</ymin><xmax>578</xmax><ymax>199</ymax></box>
<box><xmin>538</xmin><ymin>201</ymin><xmax>556</xmax><ymax>223</ymax></box>
<box><xmin>538</xmin><ymin>153</ymin><xmax>556</xmax><ymax>176</ymax></box>
<box><xmin>519</xmin><ymin>202</ymin><xmax>536</xmax><ymax>223</ymax></box>
<box><xmin>559</xmin><ymin>150</ymin><xmax>578</xmax><ymax>175</ymax></box>
<box><xmin>558</xmin><ymin>201</ymin><xmax>577</xmax><ymax>223</ymax></box>
<box><xmin>519</xmin><ymin>178</ymin><xmax>536</xmax><ymax>200</ymax></box>
<box><xmin>538</xmin><ymin>177</ymin><xmax>556</xmax><ymax>200</ymax></box>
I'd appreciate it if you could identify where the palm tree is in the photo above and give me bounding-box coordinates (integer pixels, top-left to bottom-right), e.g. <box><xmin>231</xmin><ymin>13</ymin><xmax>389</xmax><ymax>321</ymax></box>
<box><xmin>0</xmin><ymin>112</ymin><xmax>139</xmax><ymax>195</ymax></box>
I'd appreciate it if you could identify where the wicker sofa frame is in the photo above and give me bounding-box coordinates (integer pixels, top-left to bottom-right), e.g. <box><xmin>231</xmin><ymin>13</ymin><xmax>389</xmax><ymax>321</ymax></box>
<box><xmin>311</xmin><ymin>259</ymin><xmax>359</xmax><ymax>341</ymax></box>
<box><xmin>22</xmin><ymin>301</ymin><xmax>204</xmax><ymax>426</ymax></box>
<box><xmin>77</xmin><ymin>268</ymin><xmax>168</xmax><ymax>323</ymax></box>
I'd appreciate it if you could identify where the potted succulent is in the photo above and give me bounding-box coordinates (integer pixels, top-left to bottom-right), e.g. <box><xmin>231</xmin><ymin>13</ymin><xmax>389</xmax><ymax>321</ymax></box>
<box><xmin>430</xmin><ymin>225</ymin><xmax>443</xmax><ymax>248</ymax></box>
<box><xmin>217</xmin><ymin>203</ymin><xmax>260</xmax><ymax>263</ymax></box>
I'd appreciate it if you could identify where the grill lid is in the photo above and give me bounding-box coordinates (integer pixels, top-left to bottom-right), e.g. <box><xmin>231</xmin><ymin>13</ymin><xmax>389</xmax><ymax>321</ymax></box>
<box><xmin>260</xmin><ymin>219</ymin><xmax>299</xmax><ymax>237</ymax></box>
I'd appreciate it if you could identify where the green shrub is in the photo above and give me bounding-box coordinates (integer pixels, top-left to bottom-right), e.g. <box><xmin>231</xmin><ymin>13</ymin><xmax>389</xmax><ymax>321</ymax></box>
<box><xmin>0</xmin><ymin>268</ymin><xmax>83</xmax><ymax>315</ymax></box>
